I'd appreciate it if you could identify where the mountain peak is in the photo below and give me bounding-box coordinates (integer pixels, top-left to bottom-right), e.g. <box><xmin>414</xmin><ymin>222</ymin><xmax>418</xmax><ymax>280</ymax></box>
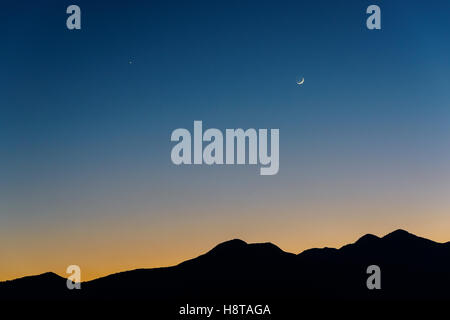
<box><xmin>209</xmin><ymin>239</ymin><xmax>247</xmax><ymax>253</ymax></box>
<box><xmin>381</xmin><ymin>229</ymin><xmax>438</xmax><ymax>248</ymax></box>
<box><xmin>383</xmin><ymin>229</ymin><xmax>413</xmax><ymax>240</ymax></box>
<box><xmin>355</xmin><ymin>233</ymin><xmax>380</xmax><ymax>244</ymax></box>
<box><xmin>198</xmin><ymin>239</ymin><xmax>290</xmax><ymax>263</ymax></box>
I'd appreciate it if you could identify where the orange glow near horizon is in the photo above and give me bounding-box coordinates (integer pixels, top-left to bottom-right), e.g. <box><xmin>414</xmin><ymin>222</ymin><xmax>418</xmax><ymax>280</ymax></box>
<box><xmin>2</xmin><ymin>201</ymin><xmax>450</xmax><ymax>282</ymax></box>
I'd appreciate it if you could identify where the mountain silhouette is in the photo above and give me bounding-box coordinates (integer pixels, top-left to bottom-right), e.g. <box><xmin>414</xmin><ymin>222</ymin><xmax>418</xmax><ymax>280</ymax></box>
<box><xmin>1</xmin><ymin>229</ymin><xmax>450</xmax><ymax>302</ymax></box>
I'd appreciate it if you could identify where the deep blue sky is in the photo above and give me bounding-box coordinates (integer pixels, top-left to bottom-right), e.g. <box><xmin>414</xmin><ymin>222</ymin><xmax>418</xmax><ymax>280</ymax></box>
<box><xmin>2</xmin><ymin>1</ymin><xmax>450</xmax><ymax>280</ymax></box>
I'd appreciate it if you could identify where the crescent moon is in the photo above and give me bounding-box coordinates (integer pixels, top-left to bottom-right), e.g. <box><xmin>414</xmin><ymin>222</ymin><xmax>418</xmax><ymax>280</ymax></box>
<box><xmin>297</xmin><ymin>78</ymin><xmax>304</xmax><ymax>85</ymax></box>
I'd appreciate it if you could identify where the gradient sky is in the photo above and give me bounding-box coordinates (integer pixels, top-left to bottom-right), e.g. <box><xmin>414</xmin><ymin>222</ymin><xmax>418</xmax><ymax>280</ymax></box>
<box><xmin>1</xmin><ymin>0</ymin><xmax>450</xmax><ymax>281</ymax></box>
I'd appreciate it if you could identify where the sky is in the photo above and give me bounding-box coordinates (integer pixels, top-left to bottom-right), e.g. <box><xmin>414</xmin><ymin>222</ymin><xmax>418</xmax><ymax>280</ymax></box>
<box><xmin>1</xmin><ymin>0</ymin><xmax>450</xmax><ymax>281</ymax></box>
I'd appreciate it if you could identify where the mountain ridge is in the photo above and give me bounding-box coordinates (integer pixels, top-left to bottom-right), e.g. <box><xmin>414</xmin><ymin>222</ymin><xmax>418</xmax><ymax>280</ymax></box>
<box><xmin>1</xmin><ymin>229</ymin><xmax>450</xmax><ymax>301</ymax></box>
